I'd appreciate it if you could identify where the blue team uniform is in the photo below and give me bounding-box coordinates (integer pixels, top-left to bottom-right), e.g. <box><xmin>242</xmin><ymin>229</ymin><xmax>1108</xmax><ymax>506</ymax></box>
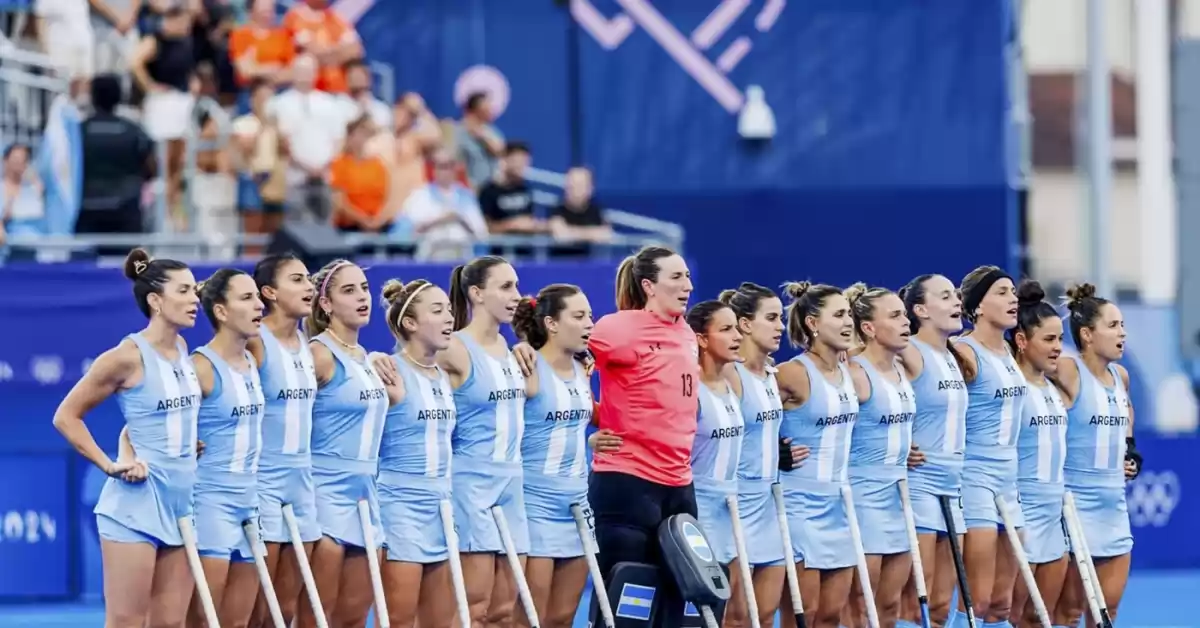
<box><xmin>732</xmin><ymin>363</ymin><xmax>786</xmax><ymax>566</ymax></box>
<box><xmin>521</xmin><ymin>356</ymin><xmax>593</xmax><ymax>559</ymax></box>
<box><xmin>1016</xmin><ymin>379</ymin><xmax>1069</xmax><ymax>563</ymax></box>
<box><xmin>309</xmin><ymin>333</ymin><xmax>389</xmax><ymax>548</ymax></box>
<box><xmin>906</xmin><ymin>338</ymin><xmax>968</xmax><ymax>535</ymax></box>
<box><xmin>450</xmin><ymin>333</ymin><xmax>530</xmax><ymax>554</ymax></box>
<box><xmin>956</xmin><ymin>336</ymin><xmax>1028</xmax><ymax>529</ymax></box>
<box><xmin>692</xmin><ymin>381</ymin><xmax>745</xmax><ymax>565</ymax></box>
<box><xmin>848</xmin><ymin>356</ymin><xmax>916</xmax><ymax>555</ymax></box>
<box><xmin>191</xmin><ymin>347</ymin><xmax>266</xmax><ymax>561</ymax></box>
<box><xmin>256</xmin><ymin>329</ymin><xmax>320</xmax><ymax>544</ymax></box>
<box><xmin>778</xmin><ymin>355</ymin><xmax>859</xmax><ymax>569</ymax></box>
<box><xmin>377</xmin><ymin>355</ymin><xmax>457</xmax><ymax>563</ymax></box>
<box><xmin>95</xmin><ymin>335</ymin><xmax>202</xmax><ymax>547</ymax></box>
<box><xmin>1064</xmin><ymin>358</ymin><xmax>1133</xmax><ymax>558</ymax></box>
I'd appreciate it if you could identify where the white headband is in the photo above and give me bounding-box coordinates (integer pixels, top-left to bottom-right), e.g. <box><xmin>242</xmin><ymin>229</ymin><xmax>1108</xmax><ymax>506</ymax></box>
<box><xmin>396</xmin><ymin>282</ymin><xmax>433</xmax><ymax>324</ymax></box>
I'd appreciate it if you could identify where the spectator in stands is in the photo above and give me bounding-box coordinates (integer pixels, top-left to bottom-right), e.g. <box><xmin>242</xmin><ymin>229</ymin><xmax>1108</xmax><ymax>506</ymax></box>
<box><xmin>229</xmin><ymin>0</ymin><xmax>294</xmax><ymax>96</ymax></box>
<box><xmin>281</xmin><ymin>0</ymin><xmax>362</xmax><ymax>94</ymax></box>
<box><xmin>130</xmin><ymin>3</ymin><xmax>196</xmax><ymax>214</ymax></box>
<box><xmin>454</xmin><ymin>91</ymin><xmax>505</xmax><ymax>189</ymax></box>
<box><xmin>35</xmin><ymin>0</ymin><xmax>93</xmax><ymax>86</ymax></box>
<box><xmin>233</xmin><ymin>79</ymin><xmax>287</xmax><ymax>245</ymax></box>
<box><xmin>366</xmin><ymin>92</ymin><xmax>441</xmax><ymax>209</ymax></box>
<box><xmin>329</xmin><ymin>114</ymin><xmax>393</xmax><ymax>233</ymax></box>
<box><xmin>77</xmin><ymin>74</ymin><xmax>155</xmax><ymax>251</ymax></box>
<box><xmin>478</xmin><ymin>141</ymin><xmax>543</xmax><ymax>241</ymax></box>
<box><xmin>89</xmin><ymin>0</ymin><xmax>141</xmax><ymax>79</ymax></box>
<box><xmin>550</xmin><ymin>165</ymin><xmax>612</xmax><ymax>256</ymax></box>
<box><xmin>191</xmin><ymin>0</ymin><xmax>237</xmax><ymax>105</ymax></box>
<box><xmin>1</xmin><ymin>143</ymin><xmax>46</xmax><ymax>244</ymax></box>
<box><xmin>341</xmin><ymin>59</ymin><xmax>391</xmax><ymax>131</ymax></box>
<box><xmin>400</xmin><ymin>147</ymin><xmax>487</xmax><ymax>261</ymax></box>
<box><xmin>268</xmin><ymin>53</ymin><xmax>345</xmax><ymax>223</ymax></box>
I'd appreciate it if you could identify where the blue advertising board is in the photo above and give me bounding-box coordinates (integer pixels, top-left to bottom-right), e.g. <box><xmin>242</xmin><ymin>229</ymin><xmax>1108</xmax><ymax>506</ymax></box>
<box><xmin>1124</xmin><ymin>435</ymin><xmax>1200</xmax><ymax>570</ymax></box>
<box><xmin>0</xmin><ymin>454</ymin><xmax>72</xmax><ymax>600</ymax></box>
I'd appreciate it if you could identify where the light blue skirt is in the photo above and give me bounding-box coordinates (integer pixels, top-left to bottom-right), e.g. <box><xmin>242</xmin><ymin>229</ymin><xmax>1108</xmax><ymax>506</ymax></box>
<box><xmin>1065</xmin><ymin>484</ymin><xmax>1133</xmax><ymax>559</ymax></box>
<box><xmin>257</xmin><ymin>464</ymin><xmax>321</xmax><ymax>544</ymax></box>
<box><xmin>849</xmin><ymin>475</ymin><xmax>909</xmax><ymax>555</ymax></box>
<box><xmin>450</xmin><ymin>462</ymin><xmax>530</xmax><ymax>555</ymax></box>
<box><xmin>524</xmin><ymin>474</ymin><xmax>589</xmax><ymax>559</ymax></box>
<box><xmin>378</xmin><ymin>472</ymin><xmax>453</xmax><ymax>564</ymax></box>
<box><xmin>1016</xmin><ymin>481</ymin><xmax>1067</xmax><ymax>564</ymax></box>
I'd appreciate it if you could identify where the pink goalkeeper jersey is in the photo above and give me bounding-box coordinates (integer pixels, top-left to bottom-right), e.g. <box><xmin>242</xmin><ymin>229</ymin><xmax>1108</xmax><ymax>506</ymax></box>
<box><xmin>588</xmin><ymin>309</ymin><xmax>700</xmax><ymax>487</ymax></box>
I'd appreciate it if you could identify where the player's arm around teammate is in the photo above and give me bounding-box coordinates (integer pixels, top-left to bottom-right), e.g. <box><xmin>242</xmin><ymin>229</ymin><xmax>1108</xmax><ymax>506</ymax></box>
<box><xmin>186</xmin><ymin>269</ymin><xmax>270</xmax><ymax>628</ymax></box>
<box><xmin>773</xmin><ymin>282</ymin><xmax>860</xmax><ymax>628</ymax></box>
<box><xmin>54</xmin><ymin>248</ymin><xmax>201</xmax><ymax>628</ymax></box>
<box><xmin>1048</xmin><ymin>284</ymin><xmax>1136</xmax><ymax>627</ymax></box>
<box><xmin>511</xmin><ymin>284</ymin><xmax>597</xmax><ymax>628</ymax></box>
<box><xmin>686</xmin><ymin>301</ymin><xmax>753</xmax><ymax>626</ymax></box>
<box><xmin>299</xmin><ymin>260</ymin><xmax>403</xmax><ymax>628</ymax></box>
<box><xmin>245</xmin><ymin>254</ymin><xmax>321</xmax><ymax>628</ymax></box>
<box><xmin>949</xmin><ymin>266</ymin><xmax>1026</xmax><ymax>628</ymax></box>
<box><xmin>718</xmin><ymin>283</ymin><xmax>805</xmax><ymax>628</ymax></box>
<box><xmin>1006</xmin><ymin>280</ymin><xmax>1071</xmax><ymax>628</ymax></box>
<box><xmin>894</xmin><ymin>274</ymin><xmax>970</xmax><ymax>628</ymax></box>
<box><xmin>374</xmin><ymin>278</ymin><xmax>462</xmax><ymax>628</ymax></box>
<box><xmin>841</xmin><ymin>285</ymin><xmax>924</xmax><ymax>628</ymax></box>
<box><xmin>436</xmin><ymin>256</ymin><xmax>531</xmax><ymax>628</ymax></box>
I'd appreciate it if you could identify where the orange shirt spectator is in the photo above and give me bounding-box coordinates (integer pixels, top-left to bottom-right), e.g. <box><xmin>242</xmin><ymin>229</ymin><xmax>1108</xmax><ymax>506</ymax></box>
<box><xmin>282</xmin><ymin>0</ymin><xmax>362</xmax><ymax>94</ymax></box>
<box><xmin>330</xmin><ymin>116</ymin><xmax>392</xmax><ymax>231</ymax></box>
<box><xmin>229</xmin><ymin>25</ymin><xmax>295</xmax><ymax>86</ymax></box>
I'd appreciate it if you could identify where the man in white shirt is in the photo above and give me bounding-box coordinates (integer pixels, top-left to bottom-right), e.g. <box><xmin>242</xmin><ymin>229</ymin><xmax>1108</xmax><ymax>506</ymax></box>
<box><xmin>266</xmin><ymin>53</ymin><xmax>346</xmax><ymax>222</ymax></box>
<box><xmin>400</xmin><ymin>148</ymin><xmax>488</xmax><ymax>261</ymax></box>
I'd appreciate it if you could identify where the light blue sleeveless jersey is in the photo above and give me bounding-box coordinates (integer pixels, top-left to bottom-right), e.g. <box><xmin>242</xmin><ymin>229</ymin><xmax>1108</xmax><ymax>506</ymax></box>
<box><xmin>1064</xmin><ymin>358</ymin><xmax>1131</xmax><ymax>489</ymax></box>
<box><xmin>378</xmin><ymin>356</ymin><xmax>456</xmax><ymax>479</ymax></box>
<box><xmin>257</xmin><ymin>329</ymin><xmax>317</xmax><ymax>469</ymax></box>
<box><xmin>692</xmin><ymin>382</ymin><xmax>745</xmax><ymax>491</ymax></box>
<box><xmin>117</xmin><ymin>335</ymin><xmax>203</xmax><ymax>467</ymax></box>
<box><xmin>848</xmin><ymin>356</ymin><xmax>916</xmax><ymax>481</ymax></box>
<box><xmin>193</xmin><ymin>347</ymin><xmax>266</xmax><ymax>488</ymax></box>
<box><xmin>522</xmin><ymin>357</ymin><xmax>592</xmax><ymax>479</ymax></box>
<box><xmin>907</xmin><ymin>339</ymin><xmax>968</xmax><ymax>492</ymax></box>
<box><xmin>451</xmin><ymin>333</ymin><xmax>527</xmax><ymax>464</ymax></box>
<box><xmin>94</xmin><ymin>334</ymin><xmax>203</xmax><ymax>546</ymax></box>
<box><xmin>1017</xmin><ymin>379</ymin><xmax>1068</xmax><ymax>485</ymax></box>
<box><xmin>957</xmin><ymin>336</ymin><xmax>1027</xmax><ymax>462</ymax></box>
<box><xmin>309</xmin><ymin>333</ymin><xmax>389</xmax><ymax>474</ymax></box>
<box><xmin>778</xmin><ymin>355</ymin><xmax>859</xmax><ymax>494</ymax></box>
<box><xmin>732</xmin><ymin>363</ymin><xmax>783</xmax><ymax>482</ymax></box>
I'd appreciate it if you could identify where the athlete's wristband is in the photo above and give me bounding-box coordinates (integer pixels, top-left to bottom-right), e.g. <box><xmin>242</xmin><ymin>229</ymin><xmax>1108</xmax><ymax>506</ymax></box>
<box><xmin>778</xmin><ymin>438</ymin><xmax>795</xmax><ymax>472</ymax></box>
<box><xmin>1125</xmin><ymin>436</ymin><xmax>1143</xmax><ymax>479</ymax></box>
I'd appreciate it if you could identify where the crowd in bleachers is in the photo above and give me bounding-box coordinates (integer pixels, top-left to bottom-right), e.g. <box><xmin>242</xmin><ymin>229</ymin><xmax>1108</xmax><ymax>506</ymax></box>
<box><xmin>0</xmin><ymin>0</ymin><xmax>615</xmax><ymax>258</ymax></box>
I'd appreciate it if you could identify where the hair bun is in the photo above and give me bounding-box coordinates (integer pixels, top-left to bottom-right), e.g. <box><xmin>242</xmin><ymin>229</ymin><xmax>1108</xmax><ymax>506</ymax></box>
<box><xmin>1015</xmin><ymin>279</ymin><xmax>1046</xmax><ymax>307</ymax></box>
<box><xmin>717</xmin><ymin>289</ymin><xmax>737</xmax><ymax>304</ymax></box>
<box><xmin>843</xmin><ymin>282</ymin><xmax>868</xmax><ymax>306</ymax></box>
<box><xmin>379</xmin><ymin>279</ymin><xmax>406</xmax><ymax>309</ymax></box>
<box><xmin>1064</xmin><ymin>282</ymin><xmax>1097</xmax><ymax>311</ymax></box>
<box><xmin>781</xmin><ymin>281</ymin><xmax>812</xmax><ymax>301</ymax></box>
<box><xmin>123</xmin><ymin>248</ymin><xmax>152</xmax><ymax>281</ymax></box>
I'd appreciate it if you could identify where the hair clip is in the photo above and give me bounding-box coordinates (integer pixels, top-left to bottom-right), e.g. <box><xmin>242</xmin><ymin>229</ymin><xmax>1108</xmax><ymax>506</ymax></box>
<box><xmin>134</xmin><ymin>260</ymin><xmax>148</xmax><ymax>275</ymax></box>
<box><xmin>529</xmin><ymin>297</ymin><xmax>538</xmax><ymax>308</ymax></box>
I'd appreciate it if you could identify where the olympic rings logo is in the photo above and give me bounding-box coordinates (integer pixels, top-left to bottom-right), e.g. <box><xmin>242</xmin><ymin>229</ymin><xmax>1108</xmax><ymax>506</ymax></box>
<box><xmin>1125</xmin><ymin>470</ymin><xmax>1181</xmax><ymax>528</ymax></box>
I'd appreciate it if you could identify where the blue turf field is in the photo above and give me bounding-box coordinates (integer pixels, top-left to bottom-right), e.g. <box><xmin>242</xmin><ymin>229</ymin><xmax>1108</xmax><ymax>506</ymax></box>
<box><xmin>0</xmin><ymin>570</ymin><xmax>1195</xmax><ymax>627</ymax></box>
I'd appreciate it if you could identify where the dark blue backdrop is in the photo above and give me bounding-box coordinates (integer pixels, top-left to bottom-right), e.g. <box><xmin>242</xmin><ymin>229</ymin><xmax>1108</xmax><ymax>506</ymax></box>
<box><xmin>352</xmin><ymin>0</ymin><xmax>1019</xmax><ymax>310</ymax></box>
